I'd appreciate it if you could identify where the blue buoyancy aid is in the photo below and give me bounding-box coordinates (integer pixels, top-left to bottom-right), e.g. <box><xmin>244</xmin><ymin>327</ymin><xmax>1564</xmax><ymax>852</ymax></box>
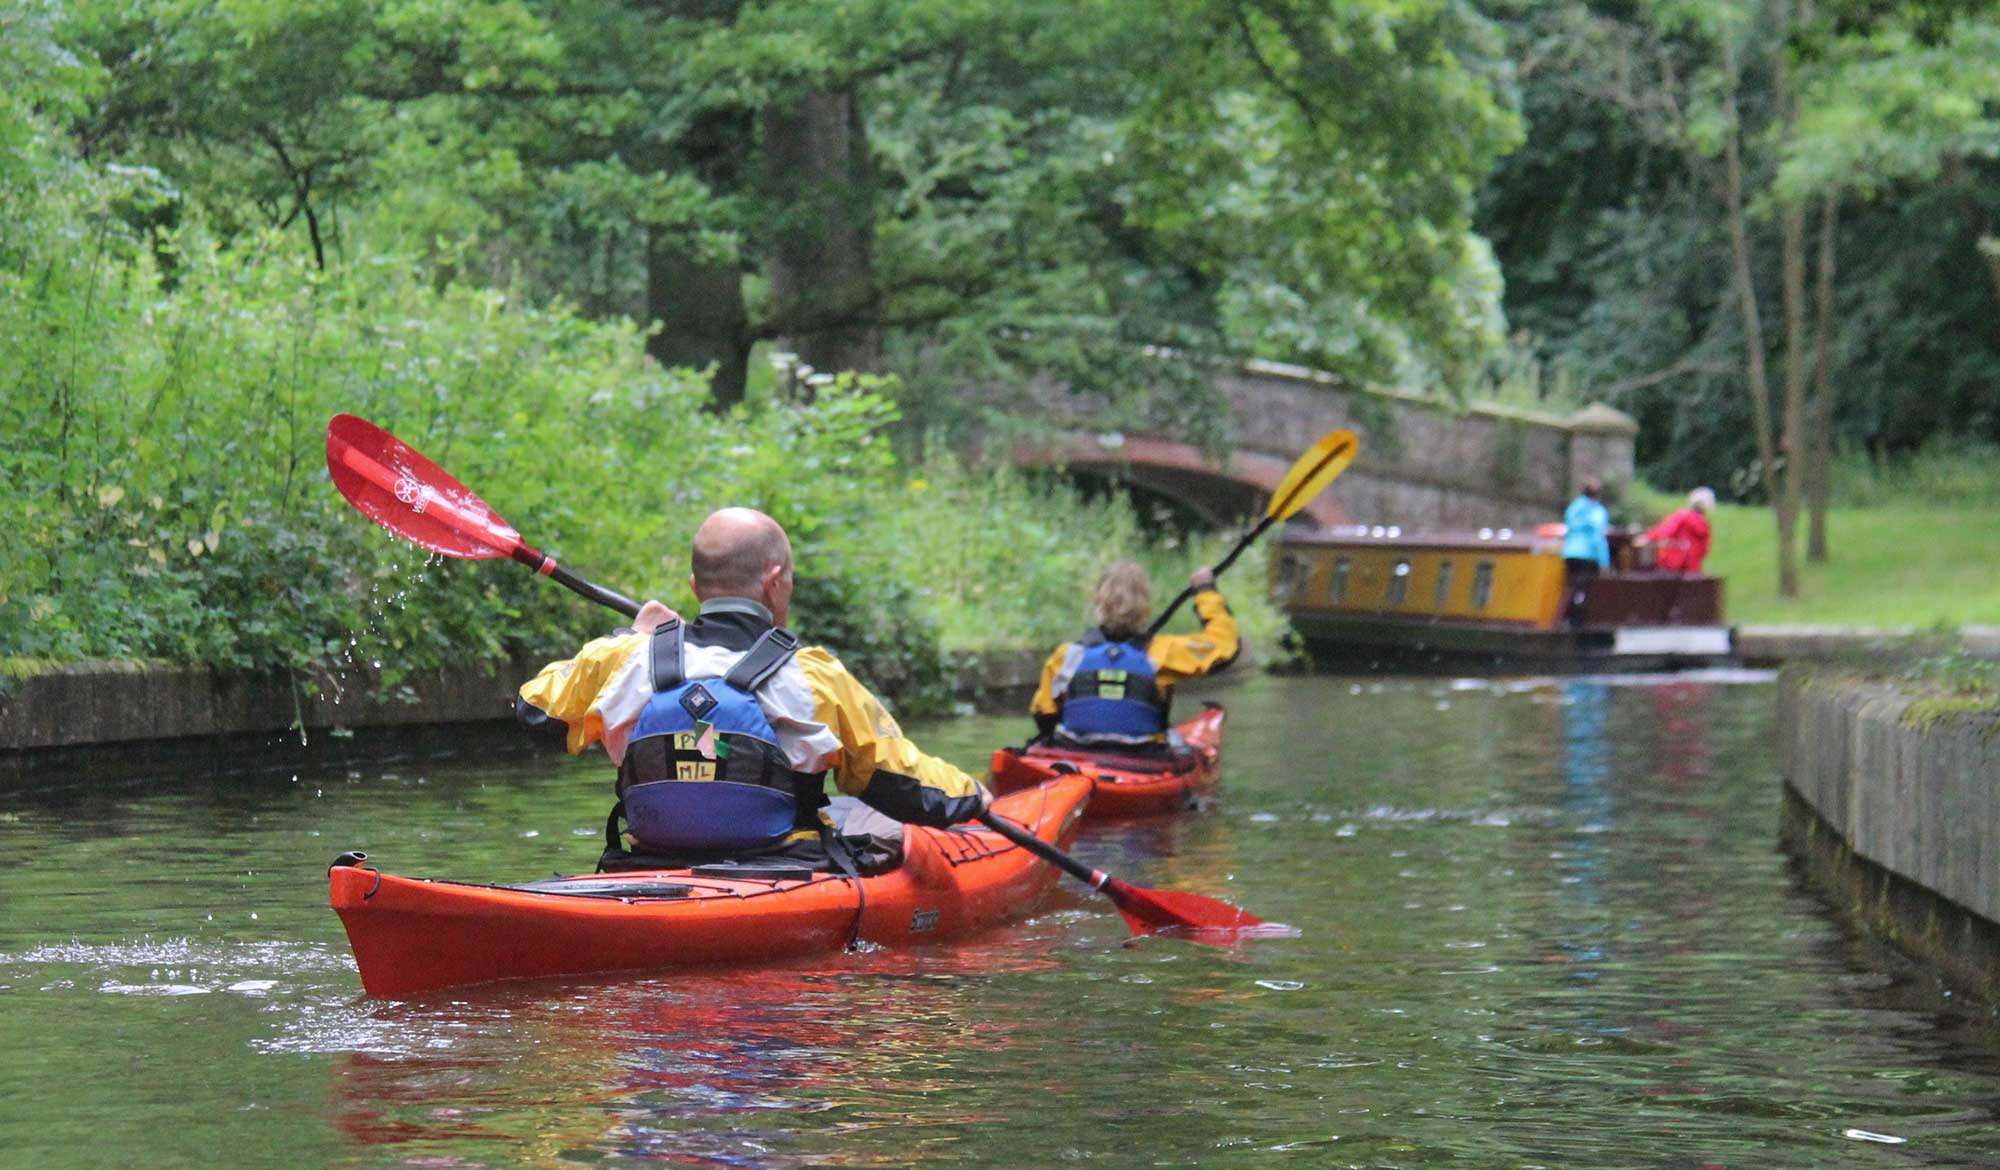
<box><xmin>616</xmin><ymin>620</ymin><xmax>826</xmax><ymax>853</ymax></box>
<box><xmin>1056</xmin><ymin>628</ymin><xmax>1170</xmax><ymax>742</ymax></box>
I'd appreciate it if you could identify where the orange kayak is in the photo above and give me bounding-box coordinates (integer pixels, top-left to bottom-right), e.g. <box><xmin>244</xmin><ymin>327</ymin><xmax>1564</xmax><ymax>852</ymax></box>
<box><xmin>989</xmin><ymin>704</ymin><xmax>1225</xmax><ymax>818</ymax></box>
<box><xmin>329</xmin><ymin>767</ymin><xmax>1091</xmax><ymax>997</ymax></box>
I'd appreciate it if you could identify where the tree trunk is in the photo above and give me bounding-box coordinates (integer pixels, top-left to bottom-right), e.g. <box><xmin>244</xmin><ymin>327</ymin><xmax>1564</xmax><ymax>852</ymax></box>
<box><xmin>1807</xmin><ymin>192</ymin><xmax>1837</xmax><ymax>561</ymax></box>
<box><xmin>1778</xmin><ymin>196</ymin><xmax>1808</xmax><ymax>586</ymax></box>
<box><xmin>646</xmin><ymin>228</ymin><xmax>750</xmax><ymax>411</ymax></box>
<box><xmin>1776</xmin><ymin>85</ymin><xmax>1809</xmax><ymax>595</ymax></box>
<box><xmin>1721</xmin><ymin>43</ymin><xmax>1798</xmax><ymax>598</ymax></box>
<box><xmin>762</xmin><ymin>88</ymin><xmax>880</xmax><ymax>386</ymax></box>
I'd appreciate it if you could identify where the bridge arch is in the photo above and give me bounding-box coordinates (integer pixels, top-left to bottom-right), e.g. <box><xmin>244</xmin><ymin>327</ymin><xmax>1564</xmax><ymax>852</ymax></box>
<box><xmin>1006</xmin><ymin>434</ymin><xmax>1351</xmax><ymax>530</ymax></box>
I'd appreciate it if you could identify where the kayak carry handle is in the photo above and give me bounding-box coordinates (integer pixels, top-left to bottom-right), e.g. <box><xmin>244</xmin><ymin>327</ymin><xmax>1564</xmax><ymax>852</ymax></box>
<box><xmin>329</xmin><ymin>851</ymin><xmax>383</xmax><ymax>898</ymax></box>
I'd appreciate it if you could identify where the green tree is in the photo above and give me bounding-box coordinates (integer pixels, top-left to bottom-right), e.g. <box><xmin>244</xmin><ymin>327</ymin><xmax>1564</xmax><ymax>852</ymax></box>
<box><xmin>1478</xmin><ymin>0</ymin><xmax>2000</xmax><ymax>594</ymax></box>
<box><xmin>65</xmin><ymin>0</ymin><xmax>1524</xmax><ymax>426</ymax></box>
<box><xmin>1782</xmin><ymin>8</ymin><xmax>2000</xmax><ymax>555</ymax></box>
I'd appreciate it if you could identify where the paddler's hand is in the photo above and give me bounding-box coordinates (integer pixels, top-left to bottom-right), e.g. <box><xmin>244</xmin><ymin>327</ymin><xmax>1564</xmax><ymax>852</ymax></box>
<box><xmin>1189</xmin><ymin>566</ymin><xmax>1216</xmax><ymax>590</ymax></box>
<box><xmin>632</xmin><ymin>599</ymin><xmax>681</xmax><ymax>634</ymax></box>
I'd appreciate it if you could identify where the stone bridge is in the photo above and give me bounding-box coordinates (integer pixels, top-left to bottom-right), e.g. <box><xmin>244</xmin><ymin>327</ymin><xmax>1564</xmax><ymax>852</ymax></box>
<box><xmin>1004</xmin><ymin>358</ymin><xmax>1637</xmax><ymax>533</ymax></box>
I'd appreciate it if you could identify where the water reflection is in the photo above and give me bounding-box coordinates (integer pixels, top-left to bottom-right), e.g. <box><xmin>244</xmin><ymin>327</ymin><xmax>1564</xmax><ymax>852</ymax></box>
<box><xmin>325</xmin><ymin>939</ymin><xmax>1070</xmax><ymax>1168</ymax></box>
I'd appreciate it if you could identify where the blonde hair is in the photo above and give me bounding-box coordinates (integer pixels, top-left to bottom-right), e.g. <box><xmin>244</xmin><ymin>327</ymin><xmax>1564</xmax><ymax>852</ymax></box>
<box><xmin>1688</xmin><ymin>487</ymin><xmax>1717</xmax><ymax>512</ymax></box>
<box><xmin>1093</xmin><ymin>561</ymin><xmax>1153</xmax><ymax>636</ymax></box>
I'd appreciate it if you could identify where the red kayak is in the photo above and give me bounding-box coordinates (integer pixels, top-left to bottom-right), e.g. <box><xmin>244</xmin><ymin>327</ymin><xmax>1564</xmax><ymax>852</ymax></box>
<box><xmin>329</xmin><ymin>766</ymin><xmax>1092</xmax><ymax>997</ymax></box>
<box><xmin>989</xmin><ymin>704</ymin><xmax>1225</xmax><ymax>818</ymax></box>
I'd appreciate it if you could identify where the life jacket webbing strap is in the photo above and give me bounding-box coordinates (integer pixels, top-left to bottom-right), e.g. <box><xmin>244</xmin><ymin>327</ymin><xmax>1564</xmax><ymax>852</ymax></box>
<box><xmin>602</xmin><ymin>800</ymin><xmax>626</xmax><ymax>860</ymax></box>
<box><xmin>822</xmin><ymin>824</ymin><xmax>869</xmax><ymax>948</ymax></box>
<box><xmin>649</xmin><ymin>619</ymin><xmax>686</xmax><ymax>692</ymax></box>
<box><xmin>722</xmin><ymin>626</ymin><xmax>799</xmax><ymax>693</ymax></box>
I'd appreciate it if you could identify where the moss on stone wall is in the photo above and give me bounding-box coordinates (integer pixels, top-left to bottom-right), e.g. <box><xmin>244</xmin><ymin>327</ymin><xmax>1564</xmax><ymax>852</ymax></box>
<box><xmin>1902</xmin><ymin>695</ymin><xmax>1998</xmax><ymax>733</ymax></box>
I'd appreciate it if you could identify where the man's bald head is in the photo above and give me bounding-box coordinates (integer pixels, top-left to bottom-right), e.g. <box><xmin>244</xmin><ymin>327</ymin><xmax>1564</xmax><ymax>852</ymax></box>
<box><xmin>690</xmin><ymin>508</ymin><xmax>793</xmax><ymax>601</ymax></box>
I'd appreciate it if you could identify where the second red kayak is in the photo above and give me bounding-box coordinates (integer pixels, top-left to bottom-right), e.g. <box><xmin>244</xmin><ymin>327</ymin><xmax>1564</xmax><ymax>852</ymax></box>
<box><xmin>990</xmin><ymin>703</ymin><xmax>1225</xmax><ymax>818</ymax></box>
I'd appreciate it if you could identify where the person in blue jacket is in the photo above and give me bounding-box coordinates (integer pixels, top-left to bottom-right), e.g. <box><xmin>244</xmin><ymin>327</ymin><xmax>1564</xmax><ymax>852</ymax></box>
<box><xmin>1561</xmin><ymin>478</ymin><xmax>1610</xmax><ymax>627</ymax></box>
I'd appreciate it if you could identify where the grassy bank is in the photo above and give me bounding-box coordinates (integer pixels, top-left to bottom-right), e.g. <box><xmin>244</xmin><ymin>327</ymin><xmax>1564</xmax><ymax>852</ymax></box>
<box><xmin>1667</xmin><ymin>502</ymin><xmax>2000</xmax><ymax>628</ymax></box>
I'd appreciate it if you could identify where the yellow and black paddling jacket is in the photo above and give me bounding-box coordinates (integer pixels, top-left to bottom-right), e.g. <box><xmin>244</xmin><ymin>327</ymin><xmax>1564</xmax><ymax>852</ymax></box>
<box><xmin>519</xmin><ymin>597</ymin><xmax>988</xmax><ymax>851</ymax></box>
<box><xmin>1031</xmin><ymin>588</ymin><xmax>1240</xmax><ymax>747</ymax></box>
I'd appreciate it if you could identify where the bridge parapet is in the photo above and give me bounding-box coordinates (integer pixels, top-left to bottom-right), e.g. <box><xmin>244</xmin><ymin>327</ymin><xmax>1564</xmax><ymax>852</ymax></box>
<box><xmin>1001</xmin><ymin>357</ymin><xmax>1636</xmax><ymax>533</ymax></box>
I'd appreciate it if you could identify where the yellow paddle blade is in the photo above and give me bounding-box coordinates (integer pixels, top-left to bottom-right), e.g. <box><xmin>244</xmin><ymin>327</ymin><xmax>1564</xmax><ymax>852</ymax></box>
<box><xmin>1266</xmin><ymin>429</ymin><xmax>1358</xmax><ymax>521</ymax></box>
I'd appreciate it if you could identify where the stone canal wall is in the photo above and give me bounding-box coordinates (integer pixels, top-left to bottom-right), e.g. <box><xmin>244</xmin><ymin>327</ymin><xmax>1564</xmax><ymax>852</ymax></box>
<box><xmin>1777</xmin><ymin>667</ymin><xmax>2000</xmax><ymax>998</ymax></box>
<box><xmin>1741</xmin><ymin>624</ymin><xmax>2000</xmax><ymax>667</ymax></box>
<box><xmin>0</xmin><ymin>648</ymin><xmax>1048</xmax><ymax>774</ymax></box>
<box><xmin>0</xmin><ymin>657</ymin><xmax>543</xmax><ymax>753</ymax></box>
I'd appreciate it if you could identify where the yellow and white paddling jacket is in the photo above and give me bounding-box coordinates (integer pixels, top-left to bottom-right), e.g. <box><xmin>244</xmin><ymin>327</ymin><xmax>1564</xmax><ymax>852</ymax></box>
<box><xmin>1030</xmin><ymin>589</ymin><xmax>1240</xmax><ymax>746</ymax></box>
<box><xmin>519</xmin><ymin>598</ymin><xmax>989</xmax><ymax>832</ymax></box>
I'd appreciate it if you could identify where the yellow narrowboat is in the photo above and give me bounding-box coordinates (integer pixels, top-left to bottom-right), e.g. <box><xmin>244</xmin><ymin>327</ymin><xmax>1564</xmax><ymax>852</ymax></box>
<box><xmin>1273</xmin><ymin>525</ymin><xmax>1733</xmax><ymax>670</ymax></box>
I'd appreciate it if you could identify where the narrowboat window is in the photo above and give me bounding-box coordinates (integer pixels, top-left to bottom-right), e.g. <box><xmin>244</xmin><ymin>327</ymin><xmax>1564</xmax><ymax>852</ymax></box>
<box><xmin>1274</xmin><ymin>553</ymin><xmax>1305</xmax><ymax>602</ymax></box>
<box><xmin>1386</xmin><ymin>559</ymin><xmax>1411</xmax><ymax>606</ymax></box>
<box><xmin>1471</xmin><ymin>561</ymin><xmax>1496</xmax><ymax>609</ymax></box>
<box><xmin>1330</xmin><ymin>557</ymin><xmax>1351</xmax><ymax>603</ymax></box>
<box><xmin>1434</xmin><ymin>559</ymin><xmax>1455</xmax><ymax>609</ymax></box>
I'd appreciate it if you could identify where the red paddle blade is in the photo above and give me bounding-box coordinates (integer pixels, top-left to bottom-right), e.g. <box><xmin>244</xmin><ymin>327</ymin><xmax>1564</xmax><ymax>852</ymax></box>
<box><xmin>1104</xmin><ymin>877</ymin><xmax>1285</xmax><ymax>943</ymax></box>
<box><xmin>326</xmin><ymin>414</ymin><xmax>523</xmax><ymax>560</ymax></box>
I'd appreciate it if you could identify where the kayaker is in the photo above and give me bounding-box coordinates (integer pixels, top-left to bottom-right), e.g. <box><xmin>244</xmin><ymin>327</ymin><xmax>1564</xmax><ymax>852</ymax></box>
<box><xmin>1560</xmin><ymin>478</ymin><xmax>1610</xmax><ymax>627</ymax></box>
<box><xmin>517</xmin><ymin>507</ymin><xmax>991</xmax><ymax>869</ymax></box>
<box><xmin>1030</xmin><ymin>561</ymin><xmax>1239</xmax><ymax>753</ymax></box>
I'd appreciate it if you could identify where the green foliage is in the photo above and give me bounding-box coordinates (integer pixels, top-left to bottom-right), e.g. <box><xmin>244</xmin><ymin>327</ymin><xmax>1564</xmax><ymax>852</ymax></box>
<box><xmin>1828</xmin><ymin>438</ymin><xmax>2000</xmax><ymax>507</ymax></box>
<box><xmin>60</xmin><ymin>0</ymin><xmax>1524</xmax><ymax>442</ymax></box>
<box><xmin>1782</xmin><ymin>16</ymin><xmax>2000</xmax><ymax>201</ymax></box>
<box><xmin>0</xmin><ymin>97</ymin><xmax>1296</xmax><ymax>714</ymax></box>
<box><xmin>2</xmin><ymin>186</ymin><xmax>661</xmax><ymax>677</ymax></box>
<box><xmin>1476</xmin><ymin>4</ymin><xmax>1748</xmax><ymax>487</ymax></box>
<box><xmin>1901</xmin><ymin>648</ymin><xmax>1996</xmax><ymax>701</ymax></box>
<box><xmin>1113</xmin><ymin>0</ymin><xmax>1523</xmax><ymax>391</ymax></box>
<box><xmin>1477</xmin><ymin>0</ymin><xmax>2000</xmax><ymax>496</ymax></box>
<box><xmin>1896</xmin><ymin>647</ymin><xmax>1998</xmax><ymax>730</ymax></box>
<box><xmin>873</xmin><ymin>458</ymin><xmax>1293</xmax><ymax>660</ymax></box>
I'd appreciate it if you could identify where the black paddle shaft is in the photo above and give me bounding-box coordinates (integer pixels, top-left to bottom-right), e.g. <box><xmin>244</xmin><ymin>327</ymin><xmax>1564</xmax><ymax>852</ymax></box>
<box><xmin>548</xmin><ymin>562</ymin><xmax>642</xmax><ymax>619</ymax></box>
<box><xmin>1144</xmin><ymin>514</ymin><xmax>1275</xmax><ymax>637</ymax></box>
<box><xmin>506</xmin><ymin>543</ymin><xmax>643</xmax><ymax>619</ymax></box>
<box><xmin>977</xmin><ymin>810</ymin><xmax>1103</xmax><ymax>889</ymax></box>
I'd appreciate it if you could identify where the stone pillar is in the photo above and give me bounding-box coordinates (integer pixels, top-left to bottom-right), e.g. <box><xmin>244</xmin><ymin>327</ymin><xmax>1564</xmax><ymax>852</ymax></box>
<box><xmin>1563</xmin><ymin>403</ymin><xmax>1639</xmax><ymax>503</ymax></box>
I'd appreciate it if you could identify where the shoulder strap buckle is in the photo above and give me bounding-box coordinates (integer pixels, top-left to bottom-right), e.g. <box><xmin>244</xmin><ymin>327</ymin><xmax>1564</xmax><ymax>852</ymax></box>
<box><xmin>649</xmin><ymin>618</ymin><xmax>686</xmax><ymax>692</ymax></box>
<box><xmin>723</xmin><ymin>625</ymin><xmax>800</xmax><ymax>693</ymax></box>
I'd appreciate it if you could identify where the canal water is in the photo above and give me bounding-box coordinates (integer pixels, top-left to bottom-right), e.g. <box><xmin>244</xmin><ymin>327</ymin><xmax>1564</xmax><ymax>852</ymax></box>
<box><xmin>3</xmin><ymin>670</ymin><xmax>1997</xmax><ymax>1168</ymax></box>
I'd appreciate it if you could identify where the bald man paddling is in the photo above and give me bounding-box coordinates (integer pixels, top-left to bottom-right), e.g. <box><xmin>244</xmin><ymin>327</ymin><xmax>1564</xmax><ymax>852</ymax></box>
<box><xmin>519</xmin><ymin>507</ymin><xmax>991</xmax><ymax>870</ymax></box>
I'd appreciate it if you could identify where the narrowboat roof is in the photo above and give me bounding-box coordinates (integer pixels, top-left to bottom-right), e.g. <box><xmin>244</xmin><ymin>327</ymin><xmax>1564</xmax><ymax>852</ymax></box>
<box><xmin>1282</xmin><ymin>525</ymin><xmax>1560</xmax><ymax>553</ymax></box>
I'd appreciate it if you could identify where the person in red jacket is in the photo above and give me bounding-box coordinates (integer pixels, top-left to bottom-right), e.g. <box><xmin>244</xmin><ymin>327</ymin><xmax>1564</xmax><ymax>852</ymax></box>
<box><xmin>1640</xmin><ymin>487</ymin><xmax>1715</xmax><ymax>573</ymax></box>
